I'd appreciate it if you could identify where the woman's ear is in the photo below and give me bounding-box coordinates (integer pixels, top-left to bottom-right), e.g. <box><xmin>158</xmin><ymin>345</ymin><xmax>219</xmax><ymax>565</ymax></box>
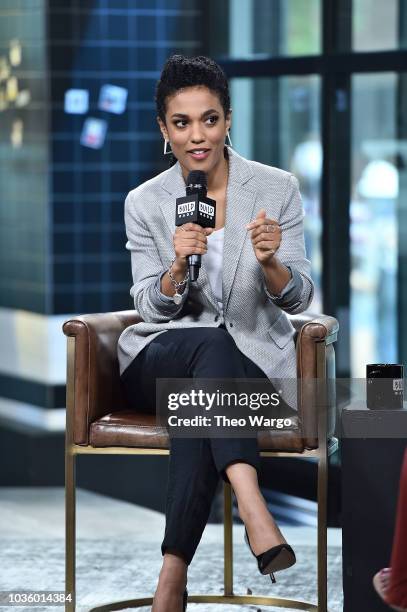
<box><xmin>157</xmin><ymin>116</ymin><xmax>168</xmax><ymax>141</ymax></box>
<box><xmin>226</xmin><ymin>108</ymin><xmax>232</xmax><ymax>132</ymax></box>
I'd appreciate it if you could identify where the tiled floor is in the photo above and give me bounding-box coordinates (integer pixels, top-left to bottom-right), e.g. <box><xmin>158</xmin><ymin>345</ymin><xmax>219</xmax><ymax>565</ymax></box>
<box><xmin>0</xmin><ymin>487</ymin><xmax>342</xmax><ymax>545</ymax></box>
<box><xmin>0</xmin><ymin>487</ymin><xmax>343</xmax><ymax>611</ymax></box>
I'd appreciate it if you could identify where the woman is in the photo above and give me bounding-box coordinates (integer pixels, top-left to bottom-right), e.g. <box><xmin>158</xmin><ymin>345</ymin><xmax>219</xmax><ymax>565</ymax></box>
<box><xmin>117</xmin><ymin>54</ymin><xmax>314</xmax><ymax>612</ymax></box>
<box><xmin>373</xmin><ymin>449</ymin><xmax>407</xmax><ymax>611</ymax></box>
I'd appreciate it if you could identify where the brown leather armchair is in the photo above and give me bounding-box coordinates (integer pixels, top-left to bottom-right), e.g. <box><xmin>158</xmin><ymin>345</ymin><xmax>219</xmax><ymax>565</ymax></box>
<box><xmin>63</xmin><ymin>311</ymin><xmax>338</xmax><ymax>612</ymax></box>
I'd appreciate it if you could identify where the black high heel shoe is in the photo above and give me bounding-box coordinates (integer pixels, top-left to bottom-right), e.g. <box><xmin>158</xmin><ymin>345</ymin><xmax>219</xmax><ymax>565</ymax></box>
<box><xmin>244</xmin><ymin>527</ymin><xmax>296</xmax><ymax>583</ymax></box>
<box><xmin>183</xmin><ymin>588</ymin><xmax>188</xmax><ymax>611</ymax></box>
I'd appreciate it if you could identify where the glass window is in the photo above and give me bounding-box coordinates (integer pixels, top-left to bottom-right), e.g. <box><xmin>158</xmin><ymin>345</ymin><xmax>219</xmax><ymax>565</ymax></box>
<box><xmin>350</xmin><ymin>72</ymin><xmax>400</xmax><ymax>376</ymax></box>
<box><xmin>353</xmin><ymin>0</ymin><xmax>402</xmax><ymax>51</ymax></box>
<box><xmin>209</xmin><ymin>0</ymin><xmax>321</xmax><ymax>58</ymax></box>
<box><xmin>230</xmin><ymin>75</ymin><xmax>322</xmax><ymax>312</ymax></box>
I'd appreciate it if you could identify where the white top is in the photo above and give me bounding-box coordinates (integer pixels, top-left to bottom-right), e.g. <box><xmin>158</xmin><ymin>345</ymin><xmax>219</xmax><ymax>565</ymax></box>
<box><xmin>203</xmin><ymin>227</ymin><xmax>225</xmax><ymax>316</ymax></box>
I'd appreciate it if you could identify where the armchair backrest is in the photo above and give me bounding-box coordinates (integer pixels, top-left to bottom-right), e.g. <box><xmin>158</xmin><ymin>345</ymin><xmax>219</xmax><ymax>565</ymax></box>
<box><xmin>63</xmin><ymin>311</ymin><xmax>142</xmax><ymax>445</ymax></box>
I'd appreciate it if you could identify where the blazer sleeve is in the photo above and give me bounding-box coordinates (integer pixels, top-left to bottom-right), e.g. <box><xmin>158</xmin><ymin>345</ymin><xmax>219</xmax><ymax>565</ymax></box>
<box><xmin>263</xmin><ymin>173</ymin><xmax>314</xmax><ymax>314</ymax></box>
<box><xmin>124</xmin><ymin>189</ymin><xmax>190</xmax><ymax>323</ymax></box>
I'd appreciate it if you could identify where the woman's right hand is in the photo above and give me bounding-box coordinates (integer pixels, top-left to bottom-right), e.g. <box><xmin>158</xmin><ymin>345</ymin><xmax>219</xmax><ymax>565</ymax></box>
<box><xmin>173</xmin><ymin>223</ymin><xmax>214</xmax><ymax>270</ymax></box>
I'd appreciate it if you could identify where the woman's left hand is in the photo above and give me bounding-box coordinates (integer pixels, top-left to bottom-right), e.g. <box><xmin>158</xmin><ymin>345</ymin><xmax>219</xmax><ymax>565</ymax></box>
<box><xmin>246</xmin><ymin>209</ymin><xmax>281</xmax><ymax>265</ymax></box>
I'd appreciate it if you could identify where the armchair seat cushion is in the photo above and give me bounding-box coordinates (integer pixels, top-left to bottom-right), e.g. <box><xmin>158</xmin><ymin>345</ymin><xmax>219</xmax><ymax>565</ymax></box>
<box><xmin>89</xmin><ymin>410</ymin><xmax>169</xmax><ymax>448</ymax></box>
<box><xmin>89</xmin><ymin>409</ymin><xmax>308</xmax><ymax>452</ymax></box>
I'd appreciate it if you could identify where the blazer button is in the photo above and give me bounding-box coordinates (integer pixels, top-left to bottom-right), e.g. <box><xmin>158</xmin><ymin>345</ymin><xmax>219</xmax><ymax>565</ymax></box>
<box><xmin>214</xmin><ymin>315</ymin><xmax>219</xmax><ymax>321</ymax></box>
<box><xmin>229</xmin><ymin>322</ymin><xmax>233</xmax><ymax>328</ymax></box>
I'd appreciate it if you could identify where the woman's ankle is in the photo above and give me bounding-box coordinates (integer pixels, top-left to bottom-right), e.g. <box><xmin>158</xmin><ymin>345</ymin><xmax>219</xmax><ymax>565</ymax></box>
<box><xmin>237</xmin><ymin>490</ymin><xmax>267</xmax><ymax>523</ymax></box>
<box><xmin>159</xmin><ymin>551</ymin><xmax>188</xmax><ymax>588</ymax></box>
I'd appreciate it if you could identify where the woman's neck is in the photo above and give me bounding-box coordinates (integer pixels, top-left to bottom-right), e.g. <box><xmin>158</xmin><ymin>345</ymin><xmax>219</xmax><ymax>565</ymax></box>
<box><xmin>206</xmin><ymin>155</ymin><xmax>229</xmax><ymax>192</ymax></box>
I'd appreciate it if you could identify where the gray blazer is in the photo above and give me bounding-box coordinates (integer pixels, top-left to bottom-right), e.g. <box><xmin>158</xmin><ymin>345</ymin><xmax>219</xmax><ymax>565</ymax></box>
<box><xmin>117</xmin><ymin>146</ymin><xmax>314</xmax><ymax>409</ymax></box>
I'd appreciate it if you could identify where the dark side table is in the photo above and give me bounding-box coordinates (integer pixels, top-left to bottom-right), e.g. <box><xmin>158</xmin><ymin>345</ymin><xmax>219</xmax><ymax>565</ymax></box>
<box><xmin>341</xmin><ymin>400</ymin><xmax>407</xmax><ymax>612</ymax></box>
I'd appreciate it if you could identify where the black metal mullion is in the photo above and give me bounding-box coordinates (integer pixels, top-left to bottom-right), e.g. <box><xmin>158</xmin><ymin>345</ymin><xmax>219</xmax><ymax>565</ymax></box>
<box><xmin>321</xmin><ymin>72</ymin><xmax>351</xmax><ymax>366</ymax></box>
<box><xmin>202</xmin><ymin>1</ymin><xmax>229</xmax><ymax>58</ymax></box>
<box><xmin>398</xmin><ymin>0</ymin><xmax>407</xmax><ymax>47</ymax></box>
<box><xmin>219</xmin><ymin>50</ymin><xmax>407</xmax><ymax>78</ymax></box>
<box><xmin>321</xmin><ymin>0</ymin><xmax>352</xmax><ymax>378</ymax></box>
<box><xmin>254</xmin><ymin>0</ymin><xmax>281</xmax><ymax>164</ymax></box>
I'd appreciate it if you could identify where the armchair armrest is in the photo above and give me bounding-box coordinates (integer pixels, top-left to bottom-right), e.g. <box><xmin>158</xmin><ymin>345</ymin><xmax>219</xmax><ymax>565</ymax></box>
<box><xmin>288</xmin><ymin>312</ymin><xmax>339</xmax><ymax>449</ymax></box>
<box><xmin>63</xmin><ymin>310</ymin><xmax>142</xmax><ymax>445</ymax></box>
<box><xmin>288</xmin><ymin>313</ymin><xmax>339</xmax><ymax>344</ymax></box>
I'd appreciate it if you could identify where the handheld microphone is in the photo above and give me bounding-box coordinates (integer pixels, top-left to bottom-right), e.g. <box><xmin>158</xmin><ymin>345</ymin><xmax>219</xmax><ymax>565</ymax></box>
<box><xmin>175</xmin><ymin>170</ymin><xmax>216</xmax><ymax>281</ymax></box>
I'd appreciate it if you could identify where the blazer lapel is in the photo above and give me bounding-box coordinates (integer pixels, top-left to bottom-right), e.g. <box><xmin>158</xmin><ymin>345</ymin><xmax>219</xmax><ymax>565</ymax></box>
<box><xmin>222</xmin><ymin>149</ymin><xmax>257</xmax><ymax>314</ymax></box>
<box><xmin>159</xmin><ymin>147</ymin><xmax>257</xmax><ymax>313</ymax></box>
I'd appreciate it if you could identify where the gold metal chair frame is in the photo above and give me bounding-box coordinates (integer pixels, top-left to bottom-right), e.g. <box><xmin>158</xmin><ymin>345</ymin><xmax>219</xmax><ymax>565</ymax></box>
<box><xmin>65</xmin><ymin>336</ymin><xmax>338</xmax><ymax>612</ymax></box>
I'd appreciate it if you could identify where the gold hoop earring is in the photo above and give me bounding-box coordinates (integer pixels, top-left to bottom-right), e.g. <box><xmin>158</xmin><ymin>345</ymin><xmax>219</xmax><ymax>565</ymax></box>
<box><xmin>225</xmin><ymin>131</ymin><xmax>233</xmax><ymax>147</ymax></box>
<box><xmin>163</xmin><ymin>139</ymin><xmax>172</xmax><ymax>155</ymax></box>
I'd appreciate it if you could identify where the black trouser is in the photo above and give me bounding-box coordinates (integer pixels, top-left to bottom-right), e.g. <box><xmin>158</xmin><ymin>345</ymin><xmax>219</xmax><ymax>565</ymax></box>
<box><xmin>120</xmin><ymin>325</ymin><xmax>269</xmax><ymax>566</ymax></box>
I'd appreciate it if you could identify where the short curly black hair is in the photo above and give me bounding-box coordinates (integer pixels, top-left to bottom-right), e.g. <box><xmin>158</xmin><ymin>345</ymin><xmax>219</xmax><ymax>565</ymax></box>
<box><xmin>155</xmin><ymin>54</ymin><xmax>231</xmax><ymax>124</ymax></box>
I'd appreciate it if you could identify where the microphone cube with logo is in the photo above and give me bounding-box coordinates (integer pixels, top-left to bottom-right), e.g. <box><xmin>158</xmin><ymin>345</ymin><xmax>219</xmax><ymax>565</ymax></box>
<box><xmin>175</xmin><ymin>194</ymin><xmax>216</xmax><ymax>229</ymax></box>
<box><xmin>174</xmin><ymin>170</ymin><xmax>217</xmax><ymax>282</ymax></box>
